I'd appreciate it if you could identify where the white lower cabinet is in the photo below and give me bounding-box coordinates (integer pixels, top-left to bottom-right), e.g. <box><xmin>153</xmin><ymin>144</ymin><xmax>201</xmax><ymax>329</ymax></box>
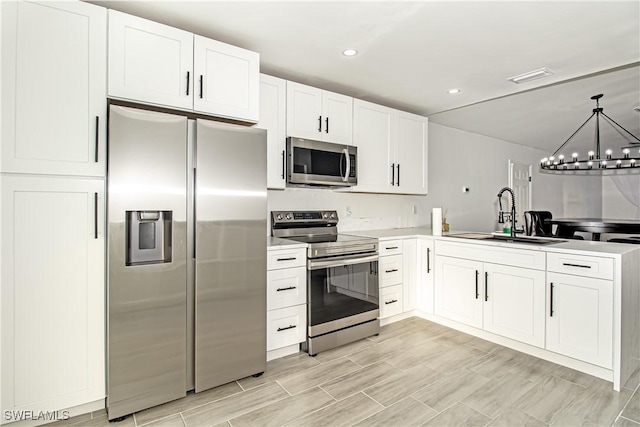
<box><xmin>266</xmin><ymin>247</ymin><xmax>307</xmax><ymax>358</ymax></box>
<box><xmin>435</xmin><ymin>254</ymin><xmax>545</xmax><ymax>347</ymax></box>
<box><xmin>1</xmin><ymin>175</ymin><xmax>105</xmax><ymax>417</ymax></box>
<box><xmin>416</xmin><ymin>238</ymin><xmax>435</xmax><ymax>314</ymax></box>
<box><xmin>434</xmin><ymin>256</ymin><xmax>483</xmax><ymax>329</ymax></box>
<box><xmin>546</xmin><ymin>272</ymin><xmax>613</xmax><ymax>368</ymax></box>
<box><xmin>483</xmin><ymin>263</ymin><xmax>545</xmax><ymax>348</ymax></box>
<box><xmin>380</xmin><ymin>285</ymin><xmax>403</xmax><ymax>318</ymax></box>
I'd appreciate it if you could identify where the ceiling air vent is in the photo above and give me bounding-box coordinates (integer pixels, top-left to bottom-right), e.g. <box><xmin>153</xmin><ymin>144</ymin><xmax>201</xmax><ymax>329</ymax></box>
<box><xmin>508</xmin><ymin>67</ymin><xmax>554</xmax><ymax>84</ymax></box>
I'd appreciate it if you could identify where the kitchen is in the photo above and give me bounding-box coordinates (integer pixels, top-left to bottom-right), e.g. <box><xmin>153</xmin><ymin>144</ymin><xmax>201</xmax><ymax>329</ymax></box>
<box><xmin>1</xmin><ymin>1</ymin><xmax>640</xmax><ymax>426</ymax></box>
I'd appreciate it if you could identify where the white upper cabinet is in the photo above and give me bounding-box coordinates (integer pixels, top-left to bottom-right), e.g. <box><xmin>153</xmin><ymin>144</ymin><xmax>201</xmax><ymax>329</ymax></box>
<box><xmin>108</xmin><ymin>10</ymin><xmax>193</xmax><ymax>110</ymax></box>
<box><xmin>108</xmin><ymin>11</ymin><xmax>259</xmax><ymax>122</ymax></box>
<box><xmin>352</xmin><ymin>99</ymin><xmax>394</xmax><ymax>191</ymax></box>
<box><xmin>193</xmin><ymin>35</ymin><xmax>259</xmax><ymax>122</ymax></box>
<box><xmin>395</xmin><ymin>111</ymin><xmax>428</xmax><ymax>194</ymax></box>
<box><xmin>2</xmin><ymin>0</ymin><xmax>107</xmax><ymax>177</ymax></box>
<box><xmin>286</xmin><ymin>81</ymin><xmax>353</xmax><ymax>144</ymax></box>
<box><xmin>352</xmin><ymin>100</ymin><xmax>428</xmax><ymax>195</ymax></box>
<box><xmin>256</xmin><ymin>74</ymin><xmax>286</xmax><ymax>190</ymax></box>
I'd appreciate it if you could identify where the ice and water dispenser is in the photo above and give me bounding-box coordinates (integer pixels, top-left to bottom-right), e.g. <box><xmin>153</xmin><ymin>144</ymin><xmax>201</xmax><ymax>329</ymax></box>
<box><xmin>126</xmin><ymin>211</ymin><xmax>172</xmax><ymax>266</ymax></box>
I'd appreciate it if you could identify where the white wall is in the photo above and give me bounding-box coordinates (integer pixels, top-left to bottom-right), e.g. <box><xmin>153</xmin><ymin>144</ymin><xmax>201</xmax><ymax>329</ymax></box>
<box><xmin>267</xmin><ymin>123</ymin><xmax>602</xmax><ymax>233</ymax></box>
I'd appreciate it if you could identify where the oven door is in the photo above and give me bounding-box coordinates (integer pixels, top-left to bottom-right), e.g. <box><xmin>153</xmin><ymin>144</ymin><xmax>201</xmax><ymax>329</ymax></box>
<box><xmin>307</xmin><ymin>253</ymin><xmax>379</xmax><ymax>338</ymax></box>
<box><xmin>287</xmin><ymin>137</ymin><xmax>357</xmax><ymax>187</ymax></box>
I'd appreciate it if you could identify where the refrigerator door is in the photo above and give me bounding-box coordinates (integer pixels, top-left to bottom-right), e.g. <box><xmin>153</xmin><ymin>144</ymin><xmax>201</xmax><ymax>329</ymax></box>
<box><xmin>107</xmin><ymin>106</ymin><xmax>187</xmax><ymax>419</ymax></box>
<box><xmin>194</xmin><ymin>120</ymin><xmax>267</xmax><ymax>392</ymax></box>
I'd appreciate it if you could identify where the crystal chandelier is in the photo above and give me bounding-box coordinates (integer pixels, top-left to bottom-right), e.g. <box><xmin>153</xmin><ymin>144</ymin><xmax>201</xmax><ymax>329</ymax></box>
<box><xmin>540</xmin><ymin>94</ymin><xmax>640</xmax><ymax>171</ymax></box>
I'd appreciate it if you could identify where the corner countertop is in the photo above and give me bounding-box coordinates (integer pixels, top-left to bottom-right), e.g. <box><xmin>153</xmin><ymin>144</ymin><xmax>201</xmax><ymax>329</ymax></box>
<box><xmin>267</xmin><ymin>236</ymin><xmax>308</xmax><ymax>250</ymax></box>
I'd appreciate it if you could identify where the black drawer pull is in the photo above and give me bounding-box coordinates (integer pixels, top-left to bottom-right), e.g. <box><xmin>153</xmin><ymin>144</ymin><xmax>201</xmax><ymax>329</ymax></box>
<box><xmin>277</xmin><ymin>257</ymin><xmax>297</xmax><ymax>261</ymax></box>
<box><xmin>385</xmin><ymin>269</ymin><xmax>398</xmax><ymax>273</ymax></box>
<box><xmin>276</xmin><ymin>286</ymin><xmax>297</xmax><ymax>292</ymax></box>
<box><xmin>385</xmin><ymin>246</ymin><xmax>399</xmax><ymax>250</ymax></box>
<box><xmin>385</xmin><ymin>299</ymin><xmax>398</xmax><ymax>305</ymax></box>
<box><xmin>562</xmin><ymin>262</ymin><xmax>591</xmax><ymax>269</ymax></box>
<box><xmin>277</xmin><ymin>325</ymin><xmax>297</xmax><ymax>332</ymax></box>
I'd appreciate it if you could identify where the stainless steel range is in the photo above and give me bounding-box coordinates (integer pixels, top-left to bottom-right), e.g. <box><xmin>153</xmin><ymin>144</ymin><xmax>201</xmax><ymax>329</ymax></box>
<box><xmin>271</xmin><ymin>210</ymin><xmax>380</xmax><ymax>355</ymax></box>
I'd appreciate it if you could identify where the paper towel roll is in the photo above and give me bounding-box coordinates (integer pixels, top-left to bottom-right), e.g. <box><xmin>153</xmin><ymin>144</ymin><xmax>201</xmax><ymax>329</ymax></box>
<box><xmin>432</xmin><ymin>208</ymin><xmax>443</xmax><ymax>236</ymax></box>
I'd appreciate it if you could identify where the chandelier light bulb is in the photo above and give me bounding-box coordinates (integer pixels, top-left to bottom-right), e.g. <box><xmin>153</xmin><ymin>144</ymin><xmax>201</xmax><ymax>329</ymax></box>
<box><xmin>574</xmin><ymin>162</ymin><xmax>580</xmax><ymax>170</ymax></box>
<box><xmin>558</xmin><ymin>154</ymin><xmax>565</xmax><ymax>164</ymax></box>
<box><xmin>549</xmin><ymin>156</ymin><xmax>555</xmax><ymax>161</ymax></box>
<box><xmin>588</xmin><ymin>161</ymin><xmax>593</xmax><ymax>169</ymax></box>
<box><xmin>588</xmin><ymin>151</ymin><xmax>595</xmax><ymax>160</ymax></box>
<box><xmin>624</xmin><ymin>148</ymin><xmax>631</xmax><ymax>159</ymax></box>
<box><xmin>616</xmin><ymin>159</ymin><xmax>623</xmax><ymax>168</ymax></box>
<box><xmin>606</xmin><ymin>149</ymin><xmax>613</xmax><ymax>159</ymax></box>
<box><xmin>601</xmin><ymin>160</ymin><xmax>607</xmax><ymax>168</ymax></box>
<box><xmin>572</xmin><ymin>152</ymin><xmax>578</xmax><ymax>162</ymax></box>
<box><xmin>631</xmin><ymin>159</ymin><xmax>637</xmax><ymax>167</ymax></box>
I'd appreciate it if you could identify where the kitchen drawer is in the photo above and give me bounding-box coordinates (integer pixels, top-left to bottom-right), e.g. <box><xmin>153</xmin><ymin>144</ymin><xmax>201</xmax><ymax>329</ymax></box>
<box><xmin>267</xmin><ymin>247</ymin><xmax>306</xmax><ymax>270</ymax></box>
<box><xmin>379</xmin><ymin>239</ymin><xmax>403</xmax><ymax>256</ymax></box>
<box><xmin>380</xmin><ymin>254</ymin><xmax>403</xmax><ymax>287</ymax></box>
<box><xmin>380</xmin><ymin>284</ymin><xmax>403</xmax><ymax>318</ymax></box>
<box><xmin>547</xmin><ymin>252</ymin><xmax>614</xmax><ymax>280</ymax></box>
<box><xmin>267</xmin><ymin>304</ymin><xmax>307</xmax><ymax>351</ymax></box>
<box><xmin>267</xmin><ymin>266</ymin><xmax>307</xmax><ymax>310</ymax></box>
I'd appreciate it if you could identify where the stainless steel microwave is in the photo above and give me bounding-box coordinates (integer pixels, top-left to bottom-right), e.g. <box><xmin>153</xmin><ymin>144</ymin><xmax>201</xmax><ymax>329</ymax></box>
<box><xmin>286</xmin><ymin>137</ymin><xmax>357</xmax><ymax>187</ymax></box>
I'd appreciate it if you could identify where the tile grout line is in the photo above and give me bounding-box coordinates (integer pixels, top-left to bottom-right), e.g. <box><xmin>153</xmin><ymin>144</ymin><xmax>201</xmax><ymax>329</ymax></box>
<box><xmin>178</xmin><ymin>412</ymin><xmax>187</xmax><ymax>427</ymax></box>
<box><xmin>613</xmin><ymin>379</ymin><xmax>640</xmax><ymax>425</ymax></box>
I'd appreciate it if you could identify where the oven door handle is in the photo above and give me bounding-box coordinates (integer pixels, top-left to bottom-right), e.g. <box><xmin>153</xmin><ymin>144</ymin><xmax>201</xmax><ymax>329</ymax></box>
<box><xmin>308</xmin><ymin>253</ymin><xmax>379</xmax><ymax>270</ymax></box>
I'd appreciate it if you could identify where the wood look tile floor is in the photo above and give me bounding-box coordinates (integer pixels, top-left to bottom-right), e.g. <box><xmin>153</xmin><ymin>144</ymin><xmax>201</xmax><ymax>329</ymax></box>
<box><xmin>56</xmin><ymin>318</ymin><xmax>640</xmax><ymax>427</ymax></box>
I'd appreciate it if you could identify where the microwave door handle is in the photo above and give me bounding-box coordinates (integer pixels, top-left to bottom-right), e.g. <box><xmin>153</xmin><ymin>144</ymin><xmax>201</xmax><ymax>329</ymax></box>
<box><xmin>342</xmin><ymin>148</ymin><xmax>350</xmax><ymax>182</ymax></box>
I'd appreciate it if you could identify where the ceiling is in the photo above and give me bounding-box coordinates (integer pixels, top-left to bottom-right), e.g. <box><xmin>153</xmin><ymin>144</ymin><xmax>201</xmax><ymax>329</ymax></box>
<box><xmin>91</xmin><ymin>1</ymin><xmax>640</xmax><ymax>152</ymax></box>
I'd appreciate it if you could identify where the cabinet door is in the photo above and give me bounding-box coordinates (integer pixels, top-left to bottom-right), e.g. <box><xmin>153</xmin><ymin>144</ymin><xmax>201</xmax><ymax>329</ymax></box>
<box><xmin>483</xmin><ymin>263</ymin><xmax>545</xmax><ymax>348</ymax></box>
<box><xmin>2</xmin><ymin>1</ymin><xmax>106</xmax><ymax>176</ymax></box>
<box><xmin>403</xmin><ymin>239</ymin><xmax>418</xmax><ymax>312</ymax></box>
<box><xmin>322</xmin><ymin>91</ymin><xmax>353</xmax><ymax>144</ymax></box>
<box><xmin>434</xmin><ymin>256</ymin><xmax>483</xmax><ymax>328</ymax></box>
<box><xmin>417</xmin><ymin>239</ymin><xmax>435</xmax><ymax>314</ymax></box>
<box><xmin>108</xmin><ymin>10</ymin><xmax>193</xmax><ymax>109</ymax></box>
<box><xmin>352</xmin><ymin>99</ymin><xmax>395</xmax><ymax>192</ymax></box>
<box><xmin>546</xmin><ymin>272</ymin><xmax>613</xmax><ymax>368</ymax></box>
<box><xmin>286</xmin><ymin>81</ymin><xmax>323</xmax><ymax>140</ymax></box>
<box><xmin>193</xmin><ymin>35</ymin><xmax>260</xmax><ymax>122</ymax></box>
<box><xmin>395</xmin><ymin>111</ymin><xmax>428</xmax><ymax>195</ymax></box>
<box><xmin>257</xmin><ymin>74</ymin><xmax>286</xmax><ymax>190</ymax></box>
<box><xmin>1</xmin><ymin>175</ymin><xmax>105</xmax><ymax>415</ymax></box>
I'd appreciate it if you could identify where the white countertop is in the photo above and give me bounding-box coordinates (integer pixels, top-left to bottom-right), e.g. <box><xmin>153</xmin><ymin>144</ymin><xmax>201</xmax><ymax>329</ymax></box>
<box><xmin>345</xmin><ymin>227</ymin><xmax>435</xmax><ymax>240</ymax></box>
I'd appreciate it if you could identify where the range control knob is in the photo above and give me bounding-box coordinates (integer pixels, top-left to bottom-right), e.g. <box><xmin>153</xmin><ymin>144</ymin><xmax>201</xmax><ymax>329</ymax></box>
<box><xmin>276</xmin><ymin>214</ymin><xmax>283</xmax><ymax>221</ymax></box>
<box><xmin>323</xmin><ymin>212</ymin><xmax>329</xmax><ymax>219</ymax></box>
<box><xmin>285</xmin><ymin>213</ymin><xmax>292</xmax><ymax>220</ymax></box>
<box><xmin>330</xmin><ymin>212</ymin><xmax>336</xmax><ymax>219</ymax></box>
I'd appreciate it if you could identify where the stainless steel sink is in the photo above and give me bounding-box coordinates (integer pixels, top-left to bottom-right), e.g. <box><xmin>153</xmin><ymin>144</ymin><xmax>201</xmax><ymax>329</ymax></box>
<box><xmin>445</xmin><ymin>233</ymin><xmax>566</xmax><ymax>245</ymax></box>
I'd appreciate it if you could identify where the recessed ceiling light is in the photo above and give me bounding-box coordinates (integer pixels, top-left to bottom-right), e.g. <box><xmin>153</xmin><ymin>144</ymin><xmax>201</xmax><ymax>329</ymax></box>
<box><xmin>634</xmin><ymin>106</ymin><xmax>640</xmax><ymax>113</ymax></box>
<box><xmin>507</xmin><ymin>67</ymin><xmax>554</xmax><ymax>84</ymax></box>
<box><xmin>342</xmin><ymin>49</ymin><xmax>358</xmax><ymax>57</ymax></box>
<box><xmin>447</xmin><ymin>88</ymin><xmax>461</xmax><ymax>94</ymax></box>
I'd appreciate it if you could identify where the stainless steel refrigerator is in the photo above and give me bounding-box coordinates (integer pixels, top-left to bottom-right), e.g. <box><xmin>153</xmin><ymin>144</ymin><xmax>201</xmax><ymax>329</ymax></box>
<box><xmin>107</xmin><ymin>106</ymin><xmax>267</xmax><ymax>420</ymax></box>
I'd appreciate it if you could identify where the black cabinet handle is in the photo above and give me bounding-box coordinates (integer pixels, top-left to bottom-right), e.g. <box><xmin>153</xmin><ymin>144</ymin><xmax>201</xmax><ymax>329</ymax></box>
<box><xmin>281</xmin><ymin>150</ymin><xmax>285</xmax><ymax>179</ymax></box>
<box><xmin>385</xmin><ymin>246</ymin><xmax>399</xmax><ymax>250</ymax></box>
<box><xmin>325</xmin><ymin>117</ymin><xmax>329</xmax><ymax>133</ymax></box>
<box><xmin>94</xmin><ymin>192</ymin><xmax>98</xmax><ymax>239</ymax></box>
<box><xmin>484</xmin><ymin>272</ymin><xmax>488</xmax><ymax>301</ymax></box>
<box><xmin>475</xmin><ymin>270</ymin><xmax>479</xmax><ymax>299</ymax></box>
<box><xmin>276</xmin><ymin>286</ymin><xmax>297</xmax><ymax>292</ymax></box>
<box><xmin>277</xmin><ymin>325</ymin><xmax>297</xmax><ymax>332</ymax></box>
<box><xmin>385</xmin><ymin>299</ymin><xmax>398</xmax><ymax>305</ymax></box>
<box><xmin>385</xmin><ymin>269</ymin><xmax>398</xmax><ymax>273</ymax></box>
<box><xmin>397</xmin><ymin>164</ymin><xmax>400</xmax><ymax>186</ymax></box>
<box><xmin>550</xmin><ymin>283</ymin><xmax>554</xmax><ymax>317</ymax></box>
<box><xmin>391</xmin><ymin>163</ymin><xmax>395</xmax><ymax>185</ymax></box>
<box><xmin>186</xmin><ymin>71</ymin><xmax>190</xmax><ymax>96</ymax></box>
<box><xmin>562</xmin><ymin>263</ymin><xmax>591</xmax><ymax>269</ymax></box>
<box><xmin>199</xmin><ymin>75</ymin><xmax>203</xmax><ymax>99</ymax></box>
<box><xmin>277</xmin><ymin>257</ymin><xmax>297</xmax><ymax>261</ymax></box>
<box><xmin>427</xmin><ymin>248</ymin><xmax>431</xmax><ymax>273</ymax></box>
<box><xmin>318</xmin><ymin>116</ymin><xmax>322</xmax><ymax>132</ymax></box>
<box><xmin>94</xmin><ymin>116</ymin><xmax>99</xmax><ymax>162</ymax></box>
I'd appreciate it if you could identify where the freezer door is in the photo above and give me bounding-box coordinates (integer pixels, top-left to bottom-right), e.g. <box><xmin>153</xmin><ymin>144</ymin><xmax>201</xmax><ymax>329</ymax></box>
<box><xmin>107</xmin><ymin>106</ymin><xmax>187</xmax><ymax>419</ymax></box>
<box><xmin>194</xmin><ymin>120</ymin><xmax>267</xmax><ymax>392</ymax></box>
